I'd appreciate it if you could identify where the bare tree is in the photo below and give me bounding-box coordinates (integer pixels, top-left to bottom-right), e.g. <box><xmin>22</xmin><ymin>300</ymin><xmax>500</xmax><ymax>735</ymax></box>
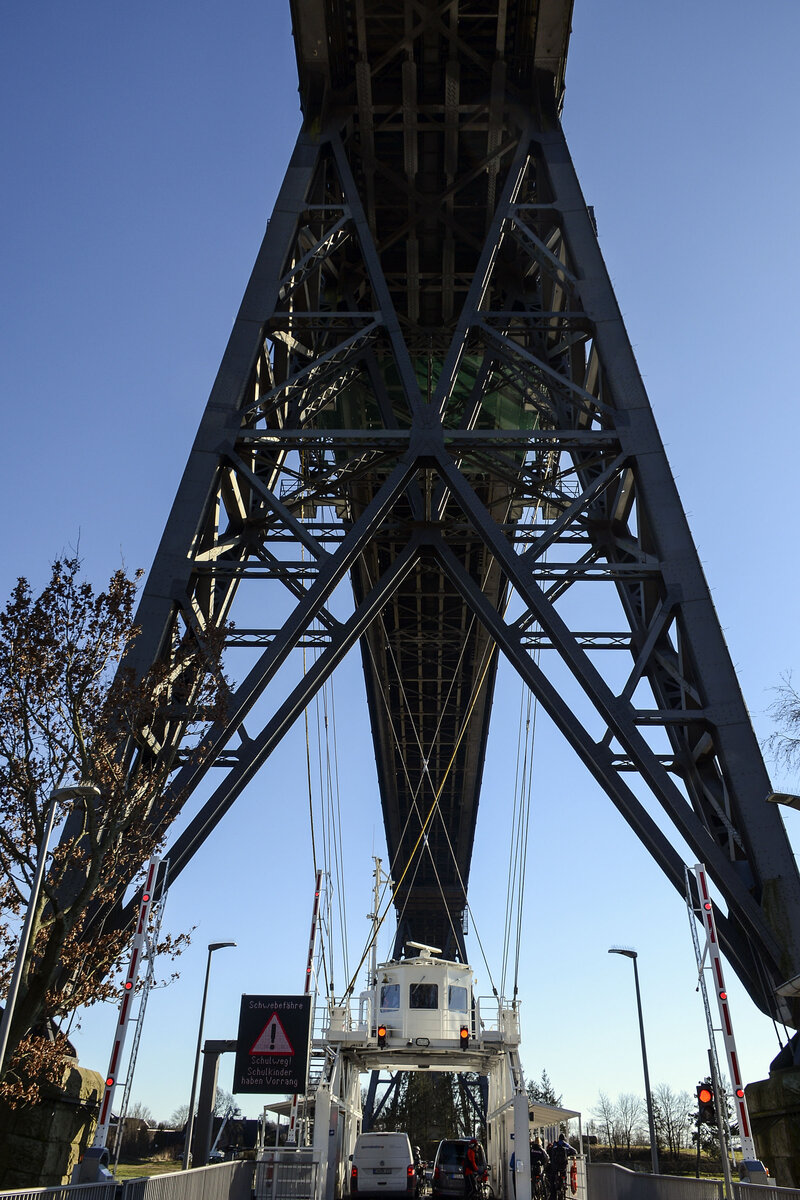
<box><xmin>592</xmin><ymin>1092</ymin><xmax>618</xmax><ymax>1155</ymax></box>
<box><xmin>128</xmin><ymin>1100</ymin><xmax>153</xmax><ymax>1122</ymax></box>
<box><xmin>170</xmin><ymin>1103</ymin><xmax>190</xmax><ymax>1129</ymax></box>
<box><xmin>652</xmin><ymin>1083</ymin><xmax>692</xmax><ymax>1157</ymax></box>
<box><xmin>116</xmin><ymin>1100</ymin><xmax>153</xmax><ymax>1160</ymax></box>
<box><xmin>0</xmin><ymin>557</ymin><xmax>225</xmax><ymax>1109</ymax></box>
<box><xmin>214</xmin><ymin>1086</ymin><xmax>241</xmax><ymax>1117</ymax></box>
<box><xmin>766</xmin><ymin>674</ymin><xmax>800</xmax><ymax>771</ymax></box>
<box><xmin>615</xmin><ymin>1093</ymin><xmax>644</xmax><ymax>1155</ymax></box>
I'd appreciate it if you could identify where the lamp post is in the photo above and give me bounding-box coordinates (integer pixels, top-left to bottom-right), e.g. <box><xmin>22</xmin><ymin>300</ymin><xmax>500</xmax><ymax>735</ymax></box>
<box><xmin>0</xmin><ymin>783</ymin><xmax>101</xmax><ymax>1077</ymax></box>
<box><xmin>182</xmin><ymin>941</ymin><xmax>236</xmax><ymax>1170</ymax></box>
<box><xmin>609</xmin><ymin>947</ymin><xmax>659</xmax><ymax>1174</ymax></box>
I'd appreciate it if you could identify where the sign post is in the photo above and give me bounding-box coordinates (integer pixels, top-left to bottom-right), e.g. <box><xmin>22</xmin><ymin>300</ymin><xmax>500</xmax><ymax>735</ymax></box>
<box><xmin>233</xmin><ymin>995</ymin><xmax>312</xmax><ymax>1094</ymax></box>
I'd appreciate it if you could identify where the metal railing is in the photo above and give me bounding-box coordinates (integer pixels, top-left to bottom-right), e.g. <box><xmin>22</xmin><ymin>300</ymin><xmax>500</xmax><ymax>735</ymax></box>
<box><xmin>322</xmin><ymin>990</ymin><xmax>518</xmax><ymax>1044</ymax></box>
<box><xmin>588</xmin><ymin>1163</ymin><xmax>800</xmax><ymax>1200</ymax></box>
<box><xmin>0</xmin><ymin>1186</ymin><xmax>117</xmax><ymax>1200</ymax></box>
<box><xmin>253</xmin><ymin>1153</ymin><xmax>319</xmax><ymax>1200</ymax></box>
<box><xmin>588</xmin><ymin>1166</ymin><xmax>726</xmax><ymax>1200</ymax></box>
<box><xmin>0</xmin><ymin>1165</ymin><xmax>254</xmax><ymax>1200</ymax></box>
<box><xmin>734</xmin><ymin>1188</ymin><xmax>800</xmax><ymax>1200</ymax></box>
<box><xmin>119</xmin><ymin>1162</ymin><xmax>253</xmax><ymax>1200</ymax></box>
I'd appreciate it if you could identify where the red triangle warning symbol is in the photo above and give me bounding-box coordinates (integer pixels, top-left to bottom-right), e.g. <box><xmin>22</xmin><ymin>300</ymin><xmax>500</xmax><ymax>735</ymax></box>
<box><xmin>250</xmin><ymin>1012</ymin><xmax>294</xmax><ymax>1055</ymax></box>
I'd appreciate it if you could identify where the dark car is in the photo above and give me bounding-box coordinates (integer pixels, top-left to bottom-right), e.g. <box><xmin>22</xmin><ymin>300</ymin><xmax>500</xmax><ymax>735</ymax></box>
<box><xmin>432</xmin><ymin>1139</ymin><xmax>487</xmax><ymax>1199</ymax></box>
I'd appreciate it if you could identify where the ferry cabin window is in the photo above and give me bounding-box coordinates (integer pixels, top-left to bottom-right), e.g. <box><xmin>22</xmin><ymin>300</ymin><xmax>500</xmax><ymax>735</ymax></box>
<box><xmin>448</xmin><ymin>985</ymin><xmax>468</xmax><ymax>1012</ymax></box>
<box><xmin>409</xmin><ymin>983</ymin><xmax>439</xmax><ymax>1009</ymax></box>
<box><xmin>380</xmin><ymin>984</ymin><xmax>400</xmax><ymax>1010</ymax></box>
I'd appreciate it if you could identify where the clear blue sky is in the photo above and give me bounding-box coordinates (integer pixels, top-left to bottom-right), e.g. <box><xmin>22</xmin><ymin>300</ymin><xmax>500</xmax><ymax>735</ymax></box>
<box><xmin>2</xmin><ymin>0</ymin><xmax>800</xmax><ymax>1130</ymax></box>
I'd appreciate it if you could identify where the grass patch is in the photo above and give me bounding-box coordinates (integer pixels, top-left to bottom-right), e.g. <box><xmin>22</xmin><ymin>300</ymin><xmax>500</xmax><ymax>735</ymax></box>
<box><xmin>114</xmin><ymin>1160</ymin><xmax>183</xmax><ymax>1179</ymax></box>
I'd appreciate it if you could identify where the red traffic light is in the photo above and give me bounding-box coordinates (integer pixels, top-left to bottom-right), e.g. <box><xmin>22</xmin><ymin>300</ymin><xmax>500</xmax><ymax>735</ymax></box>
<box><xmin>697</xmin><ymin>1083</ymin><xmax>716</xmax><ymax>1124</ymax></box>
<box><xmin>377</xmin><ymin>1024</ymin><xmax>387</xmax><ymax>1048</ymax></box>
<box><xmin>459</xmin><ymin>1025</ymin><xmax>469</xmax><ymax>1050</ymax></box>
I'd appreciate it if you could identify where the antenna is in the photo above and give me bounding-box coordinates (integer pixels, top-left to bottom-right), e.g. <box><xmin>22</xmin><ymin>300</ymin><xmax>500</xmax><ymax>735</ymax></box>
<box><xmin>406</xmin><ymin>941</ymin><xmax>442</xmax><ymax>957</ymax></box>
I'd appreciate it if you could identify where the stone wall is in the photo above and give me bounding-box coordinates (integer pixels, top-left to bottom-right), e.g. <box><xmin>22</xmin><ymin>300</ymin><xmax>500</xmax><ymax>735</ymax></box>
<box><xmin>0</xmin><ymin>1059</ymin><xmax>104</xmax><ymax>1188</ymax></box>
<box><xmin>746</xmin><ymin>1066</ymin><xmax>800</xmax><ymax>1188</ymax></box>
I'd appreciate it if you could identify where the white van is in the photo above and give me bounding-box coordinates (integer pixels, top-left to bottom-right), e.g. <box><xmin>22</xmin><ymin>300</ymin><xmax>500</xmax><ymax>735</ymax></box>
<box><xmin>350</xmin><ymin>1132</ymin><xmax>417</xmax><ymax>1197</ymax></box>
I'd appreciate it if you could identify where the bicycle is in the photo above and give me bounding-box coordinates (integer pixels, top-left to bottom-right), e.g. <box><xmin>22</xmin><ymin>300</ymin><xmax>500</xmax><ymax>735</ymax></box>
<box><xmin>551</xmin><ymin>1169</ymin><xmax>567</xmax><ymax>1200</ymax></box>
<box><xmin>531</xmin><ymin>1168</ymin><xmax>547</xmax><ymax>1200</ymax></box>
<box><xmin>464</xmin><ymin>1169</ymin><xmax>493</xmax><ymax>1200</ymax></box>
<box><xmin>475</xmin><ymin>1171</ymin><xmax>494</xmax><ymax>1200</ymax></box>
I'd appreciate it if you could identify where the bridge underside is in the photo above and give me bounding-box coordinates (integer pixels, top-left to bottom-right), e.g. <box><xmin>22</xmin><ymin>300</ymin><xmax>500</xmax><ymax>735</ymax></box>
<box><xmin>291</xmin><ymin>0</ymin><xmax>575</xmax><ymax>956</ymax></box>
<box><xmin>81</xmin><ymin>0</ymin><xmax>800</xmax><ymax>1031</ymax></box>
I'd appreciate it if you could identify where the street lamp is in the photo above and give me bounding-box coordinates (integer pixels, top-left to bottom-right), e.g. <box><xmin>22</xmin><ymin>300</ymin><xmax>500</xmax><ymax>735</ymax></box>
<box><xmin>608</xmin><ymin>947</ymin><xmax>660</xmax><ymax>1174</ymax></box>
<box><xmin>182</xmin><ymin>941</ymin><xmax>236</xmax><ymax>1170</ymax></box>
<box><xmin>0</xmin><ymin>784</ymin><xmax>101</xmax><ymax>1076</ymax></box>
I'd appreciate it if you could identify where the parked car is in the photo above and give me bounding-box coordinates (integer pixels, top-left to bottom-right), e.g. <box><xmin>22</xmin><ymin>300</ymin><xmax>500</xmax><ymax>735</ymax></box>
<box><xmin>431</xmin><ymin>1139</ymin><xmax>487</xmax><ymax>1199</ymax></box>
<box><xmin>351</xmin><ymin>1132</ymin><xmax>418</xmax><ymax>1197</ymax></box>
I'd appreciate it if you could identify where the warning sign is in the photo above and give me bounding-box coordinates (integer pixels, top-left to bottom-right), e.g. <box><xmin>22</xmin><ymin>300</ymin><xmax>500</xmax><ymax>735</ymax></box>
<box><xmin>250</xmin><ymin>1012</ymin><xmax>294</xmax><ymax>1055</ymax></box>
<box><xmin>233</xmin><ymin>994</ymin><xmax>311</xmax><ymax>1094</ymax></box>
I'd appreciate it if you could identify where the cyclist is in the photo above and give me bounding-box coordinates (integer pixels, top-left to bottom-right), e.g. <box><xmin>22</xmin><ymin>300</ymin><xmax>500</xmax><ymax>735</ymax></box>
<box><xmin>530</xmin><ymin>1138</ymin><xmax>549</xmax><ymax>1200</ymax></box>
<box><xmin>548</xmin><ymin>1134</ymin><xmax>576</xmax><ymax>1200</ymax></box>
<box><xmin>464</xmin><ymin>1138</ymin><xmax>481</xmax><ymax>1199</ymax></box>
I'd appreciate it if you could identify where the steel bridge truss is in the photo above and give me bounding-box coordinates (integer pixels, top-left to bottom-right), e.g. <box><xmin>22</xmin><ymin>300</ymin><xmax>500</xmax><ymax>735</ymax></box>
<box><xmin>94</xmin><ymin>12</ymin><xmax>800</xmax><ymax>1028</ymax></box>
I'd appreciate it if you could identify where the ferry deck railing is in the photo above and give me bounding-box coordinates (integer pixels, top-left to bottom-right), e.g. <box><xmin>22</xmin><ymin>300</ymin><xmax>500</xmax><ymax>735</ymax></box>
<box><xmin>0</xmin><ymin>1163</ymin><xmax>253</xmax><ymax>1200</ymax></box>
<box><xmin>312</xmin><ymin>993</ymin><xmax>513</xmax><ymax>1043</ymax></box>
<box><xmin>0</xmin><ymin>1186</ymin><xmax>117</xmax><ymax>1200</ymax></box>
<box><xmin>588</xmin><ymin>1163</ymin><xmax>800</xmax><ymax>1200</ymax></box>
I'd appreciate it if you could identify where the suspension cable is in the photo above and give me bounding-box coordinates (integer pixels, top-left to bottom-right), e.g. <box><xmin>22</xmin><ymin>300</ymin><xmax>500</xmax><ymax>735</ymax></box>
<box><xmin>340</xmin><ymin>428</ymin><xmax>570</xmax><ymax>1001</ymax></box>
<box><xmin>313</xmin><ymin>666</ymin><xmax>335</xmax><ymax>996</ymax></box>
<box><xmin>500</xmin><ymin>482</ymin><xmax>552</xmax><ymax>1001</ymax></box>
<box><xmin>359</xmin><ymin>553</ymin><xmax>499</xmax><ymax>947</ymax></box>
<box><xmin>512</xmin><ymin>687</ymin><xmax>538</xmax><ymax>999</ymax></box>
<box><xmin>320</xmin><ymin>677</ymin><xmax>349</xmax><ymax>983</ymax></box>
<box><xmin>303</xmin><ymin>638</ymin><xmax>333</xmax><ymax>998</ymax></box>
<box><xmin>501</xmin><ymin>685</ymin><xmax>528</xmax><ymax>993</ymax></box>
<box><xmin>328</xmin><ymin>681</ymin><xmax>350</xmax><ymax>979</ymax></box>
<box><xmin>342</xmin><ymin>628</ymin><xmax>505</xmax><ymax>1001</ymax></box>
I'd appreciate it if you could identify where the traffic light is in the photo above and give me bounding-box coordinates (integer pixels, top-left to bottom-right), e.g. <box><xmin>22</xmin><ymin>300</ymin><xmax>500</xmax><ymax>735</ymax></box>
<box><xmin>377</xmin><ymin>1024</ymin><xmax>387</xmax><ymax>1048</ymax></box>
<box><xmin>697</xmin><ymin>1083</ymin><xmax>716</xmax><ymax>1124</ymax></box>
<box><xmin>459</xmin><ymin>1025</ymin><xmax>470</xmax><ymax>1050</ymax></box>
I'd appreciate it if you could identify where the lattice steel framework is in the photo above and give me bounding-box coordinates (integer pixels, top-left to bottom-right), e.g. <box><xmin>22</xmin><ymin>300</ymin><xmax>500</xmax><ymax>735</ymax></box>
<box><xmin>89</xmin><ymin>0</ymin><xmax>800</xmax><ymax>1029</ymax></box>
